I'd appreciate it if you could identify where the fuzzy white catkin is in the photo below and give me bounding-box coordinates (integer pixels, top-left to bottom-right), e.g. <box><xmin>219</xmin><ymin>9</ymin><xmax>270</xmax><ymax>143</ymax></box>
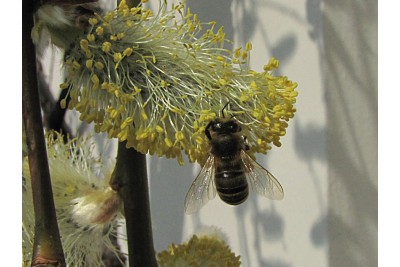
<box><xmin>22</xmin><ymin>133</ymin><xmax>126</xmax><ymax>267</ymax></box>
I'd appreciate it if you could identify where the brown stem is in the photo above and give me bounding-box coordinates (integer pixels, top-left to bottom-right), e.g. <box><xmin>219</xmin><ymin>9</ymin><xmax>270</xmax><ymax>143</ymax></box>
<box><xmin>110</xmin><ymin>1</ymin><xmax>157</xmax><ymax>265</ymax></box>
<box><xmin>22</xmin><ymin>0</ymin><xmax>66</xmax><ymax>266</ymax></box>
<box><xmin>118</xmin><ymin>0</ymin><xmax>142</xmax><ymax>8</ymax></box>
<box><xmin>125</xmin><ymin>0</ymin><xmax>142</xmax><ymax>7</ymax></box>
<box><xmin>110</xmin><ymin>142</ymin><xmax>158</xmax><ymax>267</ymax></box>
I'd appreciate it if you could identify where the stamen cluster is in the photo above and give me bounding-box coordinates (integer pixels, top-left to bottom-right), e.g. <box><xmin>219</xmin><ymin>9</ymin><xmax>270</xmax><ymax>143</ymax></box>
<box><xmin>157</xmin><ymin>234</ymin><xmax>241</xmax><ymax>266</ymax></box>
<box><xmin>63</xmin><ymin>0</ymin><xmax>298</xmax><ymax>165</ymax></box>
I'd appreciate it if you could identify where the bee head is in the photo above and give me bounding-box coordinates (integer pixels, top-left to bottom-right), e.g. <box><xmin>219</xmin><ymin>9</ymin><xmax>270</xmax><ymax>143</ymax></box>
<box><xmin>213</xmin><ymin>119</ymin><xmax>240</xmax><ymax>133</ymax></box>
<box><xmin>205</xmin><ymin>118</ymin><xmax>241</xmax><ymax>140</ymax></box>
<box><xmin>204</xmin><ymin>102</ymin><xmax>242</xmax><ymax>140</ymax></box>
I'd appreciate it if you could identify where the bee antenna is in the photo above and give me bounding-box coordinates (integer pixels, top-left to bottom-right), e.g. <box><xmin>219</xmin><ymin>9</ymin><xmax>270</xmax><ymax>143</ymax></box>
<box><xmin>221</xmin><ymin>101</ymin><xmax>230</xmax><ymax>118</ymax></box>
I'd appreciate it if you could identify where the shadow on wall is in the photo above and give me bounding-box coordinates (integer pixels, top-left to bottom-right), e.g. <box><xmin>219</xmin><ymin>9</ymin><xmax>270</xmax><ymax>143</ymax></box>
<box><xmin>293</xmin><ymin>119</ymin><xmax>328</xmax><ymax>248</ymax></box>
<box><xmin>149</xmin><ymin>0</ymin><xmax>330</xmax><ymax>266</ymax></box>
<box><xmin>148</xmin><ymin>0</ymin><xmax>336</xmax><ymax>266</ymax></box>
<box><xmin>236</xmin><ymin>196</ymin><xmax>287</xmax><ymax>267</ymax></box>
<box><xmin>187</xmin><ymin>0</ymin><xmax>235</xmax><ymax>49</ymax></box>
<box><xmin>187</xmin><ymin>0</ymin><xmax>325</xmax><ymax>266</ymax></box>
<box><xmin>323</xmin><ymin>0</ymin><xmax>378</xmax><ymax>266</ymax></box>
<box><xmin>148</xmin><ymin>155</ymin><xmax>195</xmax><ymax>252</ymax></box>
<box><xmin>231</xmin><ymin>1</ymin><xmax>303</xmax><ymax>266</ymax></box>
<box><xmin>232</xmin><ymin>0</ymin><xmax>299</xmax><ymax>76</ymax></box>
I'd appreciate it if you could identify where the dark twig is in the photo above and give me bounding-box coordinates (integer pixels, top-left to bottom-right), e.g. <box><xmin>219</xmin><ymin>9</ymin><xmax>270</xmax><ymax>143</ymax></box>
<box><xmin>124</xmin><ymin>0</ymin><xmax>142</xmax><ymax>7</ymax></box>
<box><xmin>108</xmin><ymin>3</ymin><xmax>157</xmax><ymax>267</ymax></box>
<box><xmin>110</xmin><ymin>142</ymin><xmax>158</xmax><ymax>267</ymax></box>
<box><xmin>22</xmin><ymin>0</ymin><xmax>66</xmax><ymax>266</ymax></box>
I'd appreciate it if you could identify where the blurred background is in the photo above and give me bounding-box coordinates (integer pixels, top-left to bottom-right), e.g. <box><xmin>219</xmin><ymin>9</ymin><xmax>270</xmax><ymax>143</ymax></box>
<box><xmin>39</xmin><ymin>0</ymin><xmax>377</xmax><ymax>266</ymax></box>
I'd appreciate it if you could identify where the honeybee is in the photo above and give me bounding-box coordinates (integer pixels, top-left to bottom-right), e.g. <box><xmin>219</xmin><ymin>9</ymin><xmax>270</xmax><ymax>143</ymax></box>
<box><xmin>184</xmin><ymin>116</ymin><xmax>284</xmax><ymax>214</ymax></box>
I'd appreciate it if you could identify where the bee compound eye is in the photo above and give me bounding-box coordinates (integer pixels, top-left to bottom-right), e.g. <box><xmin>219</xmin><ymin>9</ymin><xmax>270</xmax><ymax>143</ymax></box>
<box><xmin>213</xmin><ymin>121</ymin><xmax>222</xmax><ymax>130</ymax></box>
<box><xmin>227</xmin><ymin>121</ymin><xmax>239</xmax><ymax>132</ymax></box>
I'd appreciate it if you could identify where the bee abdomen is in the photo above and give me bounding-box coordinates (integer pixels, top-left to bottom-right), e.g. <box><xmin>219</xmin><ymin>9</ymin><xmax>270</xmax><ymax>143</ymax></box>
<box><xmin>215</xmin><ymin>171</ymin><xmax>249</xmax><ymax>205</ymax></box>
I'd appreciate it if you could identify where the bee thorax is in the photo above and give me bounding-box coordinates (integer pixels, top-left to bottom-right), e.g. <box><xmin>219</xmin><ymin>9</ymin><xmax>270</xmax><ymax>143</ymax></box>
<box><xmin>210</xmin><ymin>134</ymin><xmax>242</xmax><ymax>158</ymax></box>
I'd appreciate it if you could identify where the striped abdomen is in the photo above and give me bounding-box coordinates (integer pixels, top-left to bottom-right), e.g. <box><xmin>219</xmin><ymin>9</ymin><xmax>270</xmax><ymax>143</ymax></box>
<box><xmin>214</xmin><ymin>156</ymin><xmax>249</xmax><ymax>205</ymax></box>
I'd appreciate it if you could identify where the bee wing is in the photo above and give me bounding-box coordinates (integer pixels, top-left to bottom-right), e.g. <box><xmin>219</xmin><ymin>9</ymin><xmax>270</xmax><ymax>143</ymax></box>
<box><xmin>240</xmin><ymin>150</ymin><xmax>284</xmax><ymax>200</ymax></box>
<box><xmin>184</xmin><ymin>155</ymin><xmax>217</xmax><ymax>214</ymax></box>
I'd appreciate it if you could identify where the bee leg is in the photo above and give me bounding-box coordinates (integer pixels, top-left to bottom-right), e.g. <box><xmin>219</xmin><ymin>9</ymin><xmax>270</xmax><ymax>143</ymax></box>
<box><xmin>243</xmin><ymin>136</ymin><xmax>250</xmax><ymax>151</ymax></box>
<box><xmin>205</xmin><ymin>121</ymin><xmax>213</xmax><ymax>140</ymax></box>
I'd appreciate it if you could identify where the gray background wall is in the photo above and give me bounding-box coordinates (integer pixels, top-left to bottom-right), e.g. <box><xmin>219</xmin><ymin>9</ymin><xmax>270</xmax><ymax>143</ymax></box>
<box><xmin>324</xmin><ymin>0</ymin><xmax>377</xmax><ymax>266</ymax></box>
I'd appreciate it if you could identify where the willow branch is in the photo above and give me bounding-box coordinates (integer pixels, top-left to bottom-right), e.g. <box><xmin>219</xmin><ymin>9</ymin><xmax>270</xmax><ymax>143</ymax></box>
<box><xmin>22</xmin><ymin>0</ymin><xmax>66</xmax><ymax>266</ymax></box>
<box><xmin>118</xmin><ymin>0</ymin><xmax>142</xmax><ymax>8</ymax></box>
<box><xmin>110</xmin><ymin>142</ymin><xmax>158</xmax><ymax>267</ymax></box>
<box><xmin>108</xmin><ymin>2</ymin><xmax>157</xmax><ymax>266</ymax></box>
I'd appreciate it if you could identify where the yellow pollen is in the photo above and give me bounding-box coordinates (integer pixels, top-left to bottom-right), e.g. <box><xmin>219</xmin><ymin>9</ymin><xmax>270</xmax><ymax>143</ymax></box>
<box><xmin>72</xmin><ymin>61</ymin><xmax>81</xmax><ymax>69</ymax></box>
<box><xmin>123</xmin><ymin>47</ymin><xmax>133</xmax><ymax>57</ymax></box>
<box><xmin>95</xmin><ymin>61</ymin><xmax>104</xmax><ymax>70</ymax></box>
<box><xmin>126</xmin><ymin>20</ymin><xmax>133</xmax><ymax>27</ymax></box>
<box><xmin>59</xmin><ymin>83</ymin><xmax>69</xmax><ymax>90</ymax></box>
<box><xmin>80</xmin><ymin>39</ymin><xmax>89</xmax><ymax>50</ymax></box>
<box><xmin>245</xmin><ymin>42</ymin><xmax>253</xmax><ymax>51</ymax></box>
<box><xmin>161</xmin><ymin>80</ymin><xmax>169</xmax><ymax>87</ymax></box>
<box><xmin>85</xmin><ymin>59</ymin><xmax>93</xmax><ymax>69</ymax></box>
<box><xmin>155</xmin><ymin>125</ymin><xmax>164</xmax><ymax>134</ymax></box>
<box><xmin>84</xmin><ymin>49</ymin><xmax>92</xmax><ymax>59</ymax></box>
<box><xmin>195</xmin><ymin>136</ymin><xmax>204</xmax><ymax>145</ymax></box>
<box><xmin>95</xmin><ymin>26</ymin><xmax>104</xmax><ymax>36</ymax></box>
<box><xmin>273</xmin><ymin>105</ymin><xmax>282</xmax><ymax>112</ymax></box>
<box><xmin>164</xmin><ymin>137</ymin><xmax>173</xmax><ymax>148</ymax></box>
<box><xmin>102</xmin><ymin>42</ymin><xmax>112</xmax><ymax>53</ymax></box>
<box><xmin>250</xmin><ymin>81</ymin><xmax>258</xmax><ymax>89</ymax></box>
<box><xmin>218</xmin><ymin>78</ymin><xmax>227</xmax><ymax>86</ymax></box>
<box><xmin>121</xmin><ymin>117</ymin><xmax>133</xmax><ymax>129</ymax></box>
<box><xmin>234</xmin><ymin>47</ymin><xmax>242</xmax><ymax>58</ymax></box>
<box><xmin>241</xmin><ymin>51</ymin><xmax>248</xmax><ymax>60</ymax></box>
<box><xmin>88</xmin><ymin>18</ymin><xmax>98</xmax><ymax>25</ymax></box>
<box><xmin>264</xmin><ymin>57</ymin><xmax>279</xmax><ymax>71</ymax></box>
<box><xmin>118</xmin><ymin>128</ymin><xmax>129</xmax><ymax>141</ymax></box>
<box><xmin>60</xmin><ymin>98</ymin><xmax>67</xmax><ymax>109</ymax></box>
<box><xmin>114</xmin><ymin>53</ymin><xmax>123</xmax><ymax>63</ymax></box>
<box><xmin>87</xmin><ymin>33</ymin><xmax>95</xmax><ymax>42</ymax></box>
<box><xmin>140</xmin><ymin>110</ymin><xmax>149</xmax><ymax>121</ymax></box>
<box><xmin>91</xmin><ymin>74</ymin><xmax>100</xmax><ymax>90</ymax></box>
<box><xmin>175</xmin><ymin>131</ymin><xmax>185</xmax><ymax>141</ymax></box>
